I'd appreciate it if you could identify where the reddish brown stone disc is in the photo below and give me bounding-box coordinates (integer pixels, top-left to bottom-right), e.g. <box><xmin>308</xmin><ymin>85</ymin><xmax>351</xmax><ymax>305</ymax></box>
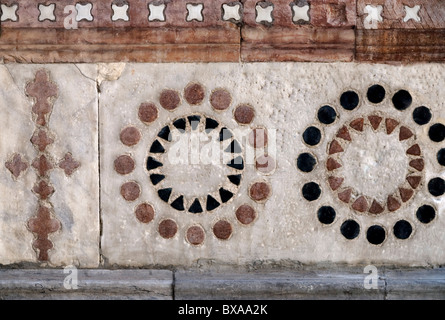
<box><xmin>120</xmin><ymin>181</ymin><xmax>141</xmax><ymax>201</ymax></box>
<box><xmin>234</xmin><ymin>104</ymin><xmax>255</xmax><ymax>125</ymax></box>
<box><xmin>159</xmin><ymin>219</ymin><xmax>178</xmax><ymax>239</ymax></box>
<box><xmin>213</xmin><ymin>220</ymin><xmax>232</xmax><ymax>240</ymax></box>
<box><xmin>114</xmin><ymin>155</ymin><xmax>135</xmax><ymax>175</ymax></box>
<box><xmin>235</xmin><ymin>204</ymin><xmax>257</xmax><ymax>225</ymax></box>
<box><xmin>138</xmin><ymin>102</ymin><xmax>158</xmax><ymax>124</ymax></box>
<box><xmin>120</xmin><ymin>126</ymin><xmax>141</xmax><ymax>146</ymax></box>
<box><xmin>249</xmin><ymin>182</ymin><xmax>271</xmax><ymax>201</ymax></box>
<box><xmin>135</xmin><ymin>203</ymin><xmax>155</xmax><ymax>224</ymax></box>
<box><xmin>210</xmin><ymin>89</ymin><xmax>231</xmax><ymax>111</ymax></box>
<box><xmin>184</xmin><ymin>83</ymin><xmax>205</xmax><ymax>105</ymax></box>
<box><xmin>160</xmin><ymin>89</ymin><xmax>180</xmax><ymax>111</ymax></box>
<box><xmin>186</xmin><ymin>225</ymin><xmax>205</xmax><ymax>245</ymax></box>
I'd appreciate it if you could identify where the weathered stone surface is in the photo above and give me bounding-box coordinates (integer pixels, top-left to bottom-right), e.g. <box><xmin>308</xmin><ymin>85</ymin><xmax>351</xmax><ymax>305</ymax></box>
<box><xmin>0</xmin><ymin>0</ymin><xmax>240</xmax><ymax>63</ymax></box>
<box><xmin>1</xmin><ymin>267</ymin><xmax>444</xmax><ymax>300</ymax></box>
<box><xmin>356</xmin><ymin>29</ymin><xmax>445</xmax><ymax>62</ymax></box>
<box><xmin>99</xmin><ymin>62</ymin><xmax>445</xmax><ymax>267</ymax></box>
<box><xmin>175</xmin><ymin>267</ymin><xmax>386</xmax><ymax>300</ymax></box>
<box><xmin>0</xmin><ymin>0</ymin><xmax>442</xmax><ymax>63</ymax></box>
<box><xmin>0</xmin><ymin>65</ymin><xmax>99</xmax><ymax>267</ymax></box>
<box><xmin>357</xmin><ymin>0</ymin><xmax>445</xmax><ymax>30</ymax></box>
<box><xmin>385</xmin><ymin>268</ymin><xmax>445</xmax><ymax>300</ymax></box>
<box><xmin>0</xmin><ymin>269</ymin><xmax>173</xmax><ymax>300</ymax></box>
<box><xmin>356</xmin><ymin>1</ymin><xmax>445</xmax><ymax>62</ymax></box>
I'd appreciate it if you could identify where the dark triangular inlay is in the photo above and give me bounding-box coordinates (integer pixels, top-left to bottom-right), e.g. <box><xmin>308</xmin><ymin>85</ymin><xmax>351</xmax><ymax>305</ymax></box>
<box><xmin>150</xmin><ymin>174</ymin><xmax>165</xmax><ymax>185</ymax></box>
<box><xmin>219</xmin><ymin>188</ymin><xmax>234</xmax><ymax>203</ymax></box>
<box><xmin>187</xmin><ymin>115</ymin><xmax>201</xmax><ymax>130</ymax></box>
<box><xmin>171</xmin><ymin>195</ymin><xmax>185</xmax><ymax>211</ymax></box>
<box><xmin>150</xmin><ymin>140</ymin><xmax>165</xmax><ymax>153</ymax></box>
<box><xmin>205</xmin><ymin>118</ymin><xmax>219</xmax><ymax>133</ymax></box>
<box><xmin>173</xmin><ymin>118</ymin><xmax>186</xmax><ymax>132</ymax></box>
<box><xmin>188</xmin><ymin>198</ymin><xmax>203</xmax><ymax>214</ymax></box>
<box><xmin>146</xmin><ymin>156</ymin><xmax>163</xmax><ymax>170</ymax></box>
<box><xmin>224</xmin><ymin>139</ymin><xmax>242</xmax><ymax>153</ymax></box>
<box><xmin>206</xmin><ymin>194</ymin><xmax>220</xmax><ymax>211</ymax></box>
<box><xmin>227</xmin><ymin>156</ymin><xmax>244</xmax><ymax>170</ymax></box>
<box><xmin>157</xmin><ymin>126</ymin><xmax>172</xmax><ymax>142</ymax></box>
<box><xmin>158</xmin><ymin>188</ymin><xmax>172</xmax><ymax>203</ymax></box>
<box><xmin>227</xmin><ymin>174</ymin><xmax>242</xmax><ymax>186</ymax></box>
<box><xmin>219</xmin><ymin>127</ymin><xmax>233</xmax><ymax>141</ymax></box>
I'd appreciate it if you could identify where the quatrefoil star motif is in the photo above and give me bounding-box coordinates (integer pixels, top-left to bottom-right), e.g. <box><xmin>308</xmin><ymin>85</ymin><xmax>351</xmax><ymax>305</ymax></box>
<box><xmin>222</xmin><ymin>3</ymin><xmax>241</xmax><ymax>22</ymax></box>
<box><xmin>186</xmin><ymin>3</ymin><xmax>204</xmax><ymax>22</ymax></box>
<box><xmin>364</xmin><ymin>4</ymin><xmax>383</xmax><ymax>29</ymax></box>
<box><xmin>75</xmin><ymin>3</ymin><xmax>93</xmax><ymax>22</ymax></box>
<box><xmin>112</xmin><ymin>3</ymin><xmax>129</xmax><ymax>21</ymax></box>
<box><xmin>38</xmin><ymin>3</ymin><xmax>56</xmax><ymax>22</ymax></box>
<box><xmin>256</xmin><ymin>2</ymin><xmax>273</xmax><ymax>24</ymax></box>
<box><xmin>148</xmin><ymin>3</ymin><xmax>166</xmax><ymax>21</ymax></box>
<box><xmin>403</xmin><ymin>5</ymin><xmax>421</xmax><ymax>23</ymax></box>
<box><xmin>291</xmin><ymin>3</ymin><xmax>310</xmax><ymax>23</ymax></box>
<box><xmin>0</xmin><ymin>3</ymin><xmax>18</xmax><ymax>22</ymax></box>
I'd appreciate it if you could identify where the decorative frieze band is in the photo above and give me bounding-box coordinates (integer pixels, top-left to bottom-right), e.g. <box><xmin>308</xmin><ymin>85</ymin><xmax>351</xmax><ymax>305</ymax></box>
<box><xmin>0</xmin><ymin>0</ymin><xmax>443</xmax><ymax>63</ymax></box>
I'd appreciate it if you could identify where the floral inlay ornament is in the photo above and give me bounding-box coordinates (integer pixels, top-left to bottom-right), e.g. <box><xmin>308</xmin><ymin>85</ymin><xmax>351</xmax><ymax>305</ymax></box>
<box><xmin>5</xmin><ymin>70</ymin><xmax>81</xmax><ymax>262</ymax></box>
<box><xmin>297</xmin><ymin>84</ymin><xmax>444</xmax><ymax>246</ymax></box>
<box><xmin>326</xmin><ymin>115</ymin><xmax>423</xmax><ymax>214</ymax></box>
<box><xmin>115</xmin><ymin>82</ymin><xmax>274</xmax><ymax>246</ymax></box>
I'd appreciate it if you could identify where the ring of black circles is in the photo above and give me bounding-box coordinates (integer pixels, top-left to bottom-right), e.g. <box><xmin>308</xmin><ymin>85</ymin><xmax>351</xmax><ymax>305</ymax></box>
<box><xmin>297</xmin><ymin>84</ymin><xmax>445</xmax><ymax>245</ymax></box>
<box><xmin>146</xmin><ymin>114</ymin><xmax>245</xmax><ymax>213</ymax></box>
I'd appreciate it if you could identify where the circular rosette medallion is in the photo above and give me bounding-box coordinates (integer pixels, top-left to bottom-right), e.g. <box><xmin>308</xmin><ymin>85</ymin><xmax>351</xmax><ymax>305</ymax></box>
<box><xmin>326</xmin><ymin>115</ymin><xmax>423</xmax><ymax>215</ymax></box>
<box><xmin>297</xmin><ymin>84</ymin><xmax>444</xmax><ymax>245</ymax></box>
<box><xmin>114</xmin><ymin>83</ymin><xmax>274</xmax><ymax>246</ymax></box>
<box><xmin>146</xmin><ymin>113</ymin><xmax>244</xmax><ymax>213</ymax></box>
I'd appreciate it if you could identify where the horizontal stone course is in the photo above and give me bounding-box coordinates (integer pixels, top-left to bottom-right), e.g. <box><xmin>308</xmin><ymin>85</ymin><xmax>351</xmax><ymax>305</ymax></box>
<box><xmin>0</xmin><ymin>0</ymin><xmax>443</xmax><ymax>62</ymax></box>
<box><xmin>1</xmin><ymin>267</ymin><xmax>445</xmax><ymax>299</ymax></box>
<box><xmin>0</xmin><ymin>269</ymin><xmax>173</xmax><ymax>300</ymax></box>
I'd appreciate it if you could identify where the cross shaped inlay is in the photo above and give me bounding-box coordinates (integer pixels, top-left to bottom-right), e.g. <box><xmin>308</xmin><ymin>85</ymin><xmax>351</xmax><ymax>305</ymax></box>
<box><xmin>25</xmin><ymin>70</ymin><xmax>58</xmax><ymax>127</ymax></box>
<box><xmin>59</xmin><ymin>152</ymin><xmax>81</xmax><ymax>176</ymax></box>
<box><xmin>5</xmin><ymin>154</ymin><xmax>29</xmax><ymax>179</ymax></box>
<box><xmin>31</xmin><ymin>129</ymin><xmax>54</xmax><ymax>152</ymax></box>
<box><xmin>32</xmin><ymin>155</ymin><xmax>53</xmax><ymax>177</ymax></box>
<box><xmin>33</xmin><ymin>180</ymin><xmax>55</xmax><ymax>200</ymax></box>
<box><xmin>6</xmin><ymin>69</ymin><xmax>81</xmax><ymax>262</ymax></box>
<box><xmin>27</xmin><ymin>205</ymin><xmax>61</xmax><ymax>261</ymax></box>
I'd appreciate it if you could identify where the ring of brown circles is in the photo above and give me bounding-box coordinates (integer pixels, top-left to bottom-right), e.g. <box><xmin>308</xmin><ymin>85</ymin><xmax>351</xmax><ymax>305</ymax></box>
<box><xmin>296</xmin><ymin>84</ymin><xmax>443</xmax><ymax>246</ymax></box>
<box><xmin>114</xmin><ymin>82</ymin><xmax>273</xmax><ymax>246</ymax></box>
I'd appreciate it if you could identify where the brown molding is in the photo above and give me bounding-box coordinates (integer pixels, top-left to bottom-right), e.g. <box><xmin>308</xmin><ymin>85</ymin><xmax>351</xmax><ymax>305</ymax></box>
<box><xmin>0</xmin><ymin>0</ymin><xmax>443</xmax><ymax>63</ymax></box>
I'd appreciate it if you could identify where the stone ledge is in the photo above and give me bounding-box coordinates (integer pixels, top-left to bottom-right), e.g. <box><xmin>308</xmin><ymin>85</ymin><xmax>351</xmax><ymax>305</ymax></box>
<box><xmin>176</xmin><ymin>267</ymin><xmax>445</xmax><ymax>300</ymax></box>
<box><xmin>0</xmin><ymin>269</ymin><xmax>173</xmax><ymax>300</ymax></box>
<box><xmin>175</xmin><ymin>268</ymin><xmax>385</xmax><ymax>300</ymax></box>
<box><xmin>1</xmin><ymin>268</ymin><xmax>444</xmax><ymax>300</ymax></box>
